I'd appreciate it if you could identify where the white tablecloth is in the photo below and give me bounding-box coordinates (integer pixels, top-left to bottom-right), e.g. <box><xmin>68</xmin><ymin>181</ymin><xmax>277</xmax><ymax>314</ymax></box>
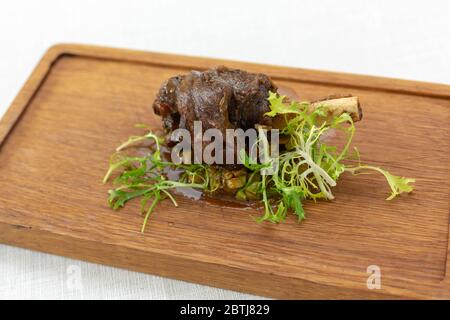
<box><xmin>0</xmin><ymin>0</ymin><xmax>449</xmax><ymax>300</ymax></box>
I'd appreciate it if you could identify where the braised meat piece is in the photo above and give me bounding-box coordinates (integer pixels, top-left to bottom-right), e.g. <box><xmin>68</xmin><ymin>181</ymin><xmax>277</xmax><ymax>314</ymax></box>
<box><xmin>153</xmin><ymin>66</ymin><xmax>277</xmax><ymax>135</ymax></box>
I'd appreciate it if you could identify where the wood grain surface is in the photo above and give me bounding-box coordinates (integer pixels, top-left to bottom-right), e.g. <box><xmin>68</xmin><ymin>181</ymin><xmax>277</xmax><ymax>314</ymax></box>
<box><xmin>0</xmin><ymin>44</ymin><xmax>449</xmax><ymax>299</ymax></box>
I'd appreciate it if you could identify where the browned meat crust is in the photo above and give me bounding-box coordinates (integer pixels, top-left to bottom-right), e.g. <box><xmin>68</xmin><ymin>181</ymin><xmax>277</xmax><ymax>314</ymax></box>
<box><xmin>153</xmin><ymin>66</ymin><xmax>277</xmax><ymax>136</ymax></box>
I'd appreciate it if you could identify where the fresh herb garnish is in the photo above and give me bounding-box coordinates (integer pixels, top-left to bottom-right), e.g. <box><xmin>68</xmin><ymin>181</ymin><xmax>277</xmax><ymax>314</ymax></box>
<box><xmin>103</xmin><ymin>128</ymin><xmax>216</xmax><ymax>232</ymax></box>
<box><xmin>103</xmin><ymin>92</ymin><xmax>415</xmax><ymax>231</ymax></box>
<box><xmin>236</xmin><ymin>92</ymin><xmax>415</xmax><ymax>222</ymax></box>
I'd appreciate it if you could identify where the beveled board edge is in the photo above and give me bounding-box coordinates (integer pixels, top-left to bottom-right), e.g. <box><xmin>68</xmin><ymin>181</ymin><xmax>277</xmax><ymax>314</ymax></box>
<box><xmin>0</xmin><ymin>221</ymin><xmax>398</xmax><ymax>300</ymax></box>
<box><xmin>0</xmin><ymin>43</ymin><xmax>449</xmax><ymax>299</ymax></box>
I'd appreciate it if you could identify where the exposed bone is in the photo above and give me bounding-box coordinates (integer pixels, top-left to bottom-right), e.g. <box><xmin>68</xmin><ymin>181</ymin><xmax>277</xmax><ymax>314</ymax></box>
<box><xmin>310</xmin><ymin>96</ymin><xmax>362</xmax><ymax>122</ymax></box>
<box><xmin>271</xmin><ymin>95</ymin><xmax>362</xmax><ymax>129</ymax></box>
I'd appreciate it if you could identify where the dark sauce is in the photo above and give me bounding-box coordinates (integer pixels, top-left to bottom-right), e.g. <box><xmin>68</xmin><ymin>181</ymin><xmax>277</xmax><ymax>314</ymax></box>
<box><xmin>144</xmin><ymin>147</ymin><xmax>257</xmax><ymax>210</ymax></box>
<box><xmin>165</xmin><ymin>165</ymin><xmax>260</xmax><ymax>210</ymax></box>
<box><xmin>200</xmin><ymin>192</ymin><xmax>263</xmax><ymax>210</ymax></box>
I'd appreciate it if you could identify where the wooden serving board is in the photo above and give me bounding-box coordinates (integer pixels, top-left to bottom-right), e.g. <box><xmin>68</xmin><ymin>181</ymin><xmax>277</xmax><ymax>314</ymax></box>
<box><xmin>1</xmin><ymin>44</ymin><xmax>449</xmax><ymax>299</ymax></box>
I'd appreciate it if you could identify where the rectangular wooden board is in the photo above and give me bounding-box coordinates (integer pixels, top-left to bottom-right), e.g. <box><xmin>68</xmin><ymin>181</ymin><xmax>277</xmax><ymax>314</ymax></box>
<box><xmin>0</xmin><ymin>44</ymin><xmax>449</xmax><ymax>299</ymax></box>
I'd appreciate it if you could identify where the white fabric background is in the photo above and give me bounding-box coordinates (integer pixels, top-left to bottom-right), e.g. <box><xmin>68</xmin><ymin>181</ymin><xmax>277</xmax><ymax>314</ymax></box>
<box><xmin>0</xmin><ymin>0</ymin><xmax>449</xmax><ymax>300</ymax></box>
